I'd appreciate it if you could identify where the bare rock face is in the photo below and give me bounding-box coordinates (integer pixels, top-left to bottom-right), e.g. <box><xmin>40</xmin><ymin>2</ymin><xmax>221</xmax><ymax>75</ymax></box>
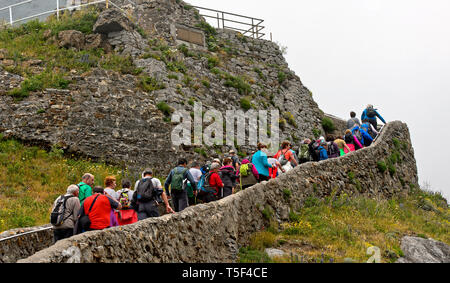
<box><xmin>85</xmin><ymin>33</ymin><xmax>112</xmax><ymax>53</ymax></box>
<box><xmin>58</xmin><ymin>30</ymin><xmax>85</xmax><ymax>50</ymax></box>
<box><xmin>93</xmin><ymin>8</ymin><xmax>134</xmax><ymax>34</ymax></box>
<box><xmin>397</xmin><ymin>236</ymin><xmax>450</xmax><ymax>263</ymax></box>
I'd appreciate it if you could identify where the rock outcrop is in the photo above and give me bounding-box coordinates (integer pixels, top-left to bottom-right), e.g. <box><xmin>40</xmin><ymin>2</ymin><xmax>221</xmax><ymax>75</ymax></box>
<box><xmin>0</xmin><ymin>1</ymin><xmax>324</xmax><ymax>176</ymax></box>
<box><xmin>397</xmin><ymin>236</ymin><xmax>450</xmax><ymax>263</ymax></box>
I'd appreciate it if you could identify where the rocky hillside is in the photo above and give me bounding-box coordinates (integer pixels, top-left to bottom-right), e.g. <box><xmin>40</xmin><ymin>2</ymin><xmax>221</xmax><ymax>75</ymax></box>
<box><xmin>0</xmin><ymin>0</ymin><xmax>323</xmax><ymax>176</ymax></box>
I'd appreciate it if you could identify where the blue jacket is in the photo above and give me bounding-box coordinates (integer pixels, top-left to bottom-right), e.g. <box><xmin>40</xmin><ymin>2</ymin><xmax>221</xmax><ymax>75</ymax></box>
<box><xmin>318</xmin><ymin>146</ymin><xmax>328</xmax><ymax>161</ymax></box>
<box><xmin>361</xmin><ymin>108</ymin><xmax>386</xmax><ymax>124</ymax></box>
<box><xmin>352</xmin><ymin>126</ymin><xmax>373</xmax><ymax>146</ymax></box>
<box><xmin>252</xmin><ymin>150</ymin><xmax>272</xmax><ymax>177</ymax></box>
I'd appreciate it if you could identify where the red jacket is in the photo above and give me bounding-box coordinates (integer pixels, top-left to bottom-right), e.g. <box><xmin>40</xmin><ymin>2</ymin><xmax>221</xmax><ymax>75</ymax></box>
<box><xmin>83</xmin><ymin>194</ymin><xmax>115</xmax><ymax>230</ymax></box>
<box><xmin>208</xmin><ymin>172</ymin><xmax>223</xmax><ymax>195</ymax></box>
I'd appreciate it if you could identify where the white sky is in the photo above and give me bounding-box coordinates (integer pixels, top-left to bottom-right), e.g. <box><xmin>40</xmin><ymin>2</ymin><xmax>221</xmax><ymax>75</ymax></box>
<box><xmin>189</xmin><ymin>0</ymin><xmax>450</xmax><ymax>200</ymax></box>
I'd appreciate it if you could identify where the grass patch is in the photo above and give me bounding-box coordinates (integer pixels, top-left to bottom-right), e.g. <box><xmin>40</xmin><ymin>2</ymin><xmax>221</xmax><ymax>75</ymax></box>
<box><xmin>139</xmin><ymin>75</ymin><xmax>166</xmax><ymax>92</ymax></box>
<box><xmin>0</xmin><ymin>138</ymin><xmax>123</xmax><ymax>232</ymax></box>
<box><xmin>241</xmin><ymin>191</ymin><xmax>450</xmax><ymax>263</ymax></box>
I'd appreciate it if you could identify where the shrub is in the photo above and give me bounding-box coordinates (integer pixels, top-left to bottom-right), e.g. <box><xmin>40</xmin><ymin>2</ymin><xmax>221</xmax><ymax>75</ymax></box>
<box><xmin>283</xmin><ymin>188</ymin><xmax>292</xmax><ymax>200</ymax></box>
<box><xmin>249</xmin><ymin>231</ymin><xmax>277</xmax><ymax>250</ymax></box>
<box><xmin>278</xmin><ymin>71</ymin><xmax>287</xmax><ymax>84</ymax></box>
<box><xmin>177</xmin><ymin>44</ymin><xmax>195</xmax><ymax>57</ymax></box>
<box><xmin>156</xmin><ymin>101</ymin><xmax>173</xmax><ymax>116</ymax></box>
<box><xmin>240</xmin><ymin>98</ymin><xmax>252</xmax><ymax>111</ymax></box>
<box><xmin>224</xmin><ymin>74</ymin><xmax>252</xmax><ymax>95</ymax></box>
<box><xmin>207</xmin><ymin>56</ymin><xmax>220</xmax><ymax>69</ymax></box>
<box><xmin>139</xmin><ymin>76</ymin><xmax>166</xmax><ymax>92</ymax></box>
<box><xmin>377</xmin><ymin>161</ymin><xmax>387</xmax><ymax>173</ymax></box>
<box><xmin>322</xmin><ymin>117</ymin><xmax>336</xmax><ymax>133</ymax></box>
<box><xmin>262</xmin><ymin>205</ymin><xmax>274</xmax><ymax>220</ymax></box>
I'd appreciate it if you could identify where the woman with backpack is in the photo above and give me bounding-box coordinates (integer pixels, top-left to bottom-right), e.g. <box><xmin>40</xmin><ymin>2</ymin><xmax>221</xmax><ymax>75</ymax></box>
<box><xmin>274</xmin><ymin>141</ymin><xmax>298</xmax><ymax>172</ymax></box>
<box><xmin>114</xmin><ymin>179</ymin><xmax>138</xmax><ymax>226</ymax></box>
<box><xmin>239</xmin><ymin>159</ymin><xmax>259</xmax><ymax>190</ymax></box>
<box><xmin>219</xmin><ymin>158</ymin><xmax>237</xmax><ymax>199</ymax></box>
<box><xmin>251</xmin><ymin>143</ymin><xmax>273</xmax><ymax>182</ymax></box>
<box><xmin>344</xmin><ymin>129</ymin><xmax>364</xmax><ymax>153</ymax></box>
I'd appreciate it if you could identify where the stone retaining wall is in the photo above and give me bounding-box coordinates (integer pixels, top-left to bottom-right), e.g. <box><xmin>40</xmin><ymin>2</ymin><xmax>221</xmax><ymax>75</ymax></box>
<box><xmin>17</xmin><ymin>121</ymin><xmax>418</xmax><ymax>263</ymax></box>
<box><xmin>0</xmin><ymin>226</ymin><xmax>53</xmax><ymax>263</ymax></box>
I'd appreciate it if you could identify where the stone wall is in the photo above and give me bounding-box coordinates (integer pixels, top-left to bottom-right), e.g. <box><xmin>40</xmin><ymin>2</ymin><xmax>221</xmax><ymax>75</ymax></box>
<box><xmin>0</xmin><ymin>226</ymin><xmax>52</xmax><ymax>263</ymax></box>
<box><xmin>17</xmin><ymin>121</ymin><xmax>419</xmax><ymax>263</ymax></box>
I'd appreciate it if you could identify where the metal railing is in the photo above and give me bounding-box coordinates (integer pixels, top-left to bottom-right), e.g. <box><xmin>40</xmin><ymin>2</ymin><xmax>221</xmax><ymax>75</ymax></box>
<box><xmin>2</xmin><ymin>0</ymin><xmax>133</xmax><ymax>26</ymax></box>
<box><xmin>193</xmin><ymin>6</ymin><xmax>266</xmax><ymax>40</ymax></box>
<box><xmin>0</xmin><ymin>0</ymin><xmax>32</xmax><ymax>25</ymax></box>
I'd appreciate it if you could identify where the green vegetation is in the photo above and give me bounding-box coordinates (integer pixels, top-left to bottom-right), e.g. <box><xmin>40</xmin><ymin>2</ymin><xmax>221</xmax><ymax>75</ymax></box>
<box><xmin>240</xmin><ymin>98</ymin><xmax>252</xmax><ymax>111</ymax></box>
<box><xmin>8</xmin><ymin>70</ymin><xmax>70</xmax><ymax>101</ymax></box>
<box><xmin>377</xmin><ymin>161</ymin><xmax>387</xmax><ymax>173</ymax></box>
<box><xmin>239</xmin><ymin>190</ymin><xmax>449</xmax><ymax>263</ymax></box>
<box><xmin>207</xmin><ymin>56</ymin><xmax>220</xmax><ymax>69</ymax></box>
<box><xmin>0</xmin><ymin>7</ymin><xmax>144</xmax><ymax>100</ymax></box>
<box><xmin>194</xmin><ymin>147</ymin><xmax>208</xmax><ymax>158</ymax></box>
<box><xmin>156</xmin><ymin>101</ymin><xmax>173</xmax><ymax>117</ymax></box>
<box><xmin>321</xmin><ymin>117</ymin><xmax>336</xmax><ymax>133</ymax></box>
<box><xmin>283</xmin><ymin>112</ymin><xmax>298</xmax><ymax>128</ymax></box>
<box><xmin>0</xmin><ymin>137</ymin><xmax>123</xmax><ymax>232</ymax></box>
<box><xmin>277</xmin><ymin>71</ymin><xmax>287</xmax><ymax>84</ymax></box>
<box><xmin>195</xmin><ymin>21</ymin><xmax>218</xmax><ymax>52</ymax></box>
<box><xmin>224</xmin><ymin>73</ymin><xmax>252</xmax><ymax>95</ymax></box>
<box><xmin>139</xmin><ymin>75</ymin><xmax>166</xmax><ymax>92</ymax></box>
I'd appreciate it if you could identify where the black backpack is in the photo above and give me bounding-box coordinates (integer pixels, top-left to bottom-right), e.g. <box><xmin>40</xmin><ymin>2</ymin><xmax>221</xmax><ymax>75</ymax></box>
<box><xmin>50</xmin><ymin>195</ymin><xmax>75</xmax><ymax>226</ymax></box>
<box><xmin>309</xmin><ymin>141</ymin><xmax>320</xmax><ymax>162</ymax></box>
<box><xmin>136</xmin><ymin>178</ymin><xmax>155</xmax><ymax>202</ymax></box>
<box><xmin>366</xmin><ymin>107</ymin><xmax>377</xmax><ymax>118</ymax></box>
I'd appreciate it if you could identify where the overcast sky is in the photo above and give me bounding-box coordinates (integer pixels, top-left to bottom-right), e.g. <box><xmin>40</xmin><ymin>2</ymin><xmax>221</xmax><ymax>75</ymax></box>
<box><xmin>189</xmin><ymin>0</ymin><xmax>450</xmax><ymax>200</ymax></box>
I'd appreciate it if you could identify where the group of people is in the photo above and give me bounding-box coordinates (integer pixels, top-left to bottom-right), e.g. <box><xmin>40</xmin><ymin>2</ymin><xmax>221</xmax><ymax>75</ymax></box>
<box><xmin>50</xmin><ymin>104</ymin><xmax>386</xmax><ymax>243</ymax></box>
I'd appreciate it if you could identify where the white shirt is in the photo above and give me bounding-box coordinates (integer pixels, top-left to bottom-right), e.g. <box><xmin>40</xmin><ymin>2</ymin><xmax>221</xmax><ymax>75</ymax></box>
<box><xmin>134</xmin><ymin>177</ymin><xmax>162</xmax><ymax>191</ymax></box>
<box><xmin>189</xmin><ymin>168</ymin><xmax>202</xmax><ymax>183</ymax></box>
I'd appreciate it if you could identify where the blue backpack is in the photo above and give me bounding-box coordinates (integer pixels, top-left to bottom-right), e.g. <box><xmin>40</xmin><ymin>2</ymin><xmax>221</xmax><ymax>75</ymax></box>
<box><xmin>197</xmin><ymin>172</ymin><xmax>215</xmax><ymax>193</ymax></box>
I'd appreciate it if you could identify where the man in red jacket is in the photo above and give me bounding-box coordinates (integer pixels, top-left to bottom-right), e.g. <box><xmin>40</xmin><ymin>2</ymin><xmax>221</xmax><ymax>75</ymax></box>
<box><xmin>83</xmin><ymin>186</ymin><xmax>122</xmax><ymax>231</ymax></box>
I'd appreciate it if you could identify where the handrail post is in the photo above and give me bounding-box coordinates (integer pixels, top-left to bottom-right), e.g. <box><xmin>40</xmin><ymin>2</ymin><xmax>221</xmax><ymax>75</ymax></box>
<box><xmin>106</xmin><ymin>0</ymin><xmax>109</xmax><ymax>9</ymax></box>
<box><xmin>9</xmin><ymin>6</ymin><xmax>12</xmax><ymax>25</ymax></box>
<box><xmin>222</xmin><ymin>12</ymin><xmax>224</xmax><ymax>29</ymax></box>
<box><xmin>251</xmin><ymin>18</ymin><xmax>255</xmax><ymax>38</ymax></box>
<box><xmin>216</xmin><ymin>12</ymin><xmax>219</xmax><ymax>29</ymax></box>
<box><xmin>56</xmin><ymin>0</ymin><xmax>59</xmax><ymax>20</ymax></box>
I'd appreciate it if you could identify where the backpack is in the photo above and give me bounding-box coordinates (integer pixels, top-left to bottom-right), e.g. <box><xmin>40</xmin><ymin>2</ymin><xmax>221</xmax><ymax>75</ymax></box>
<box><xmin>366</xmin><ymin>107</ymin><xmax>377</xmax><ymax>118</ymax></box>
<box><xmin>118</xmin><ymin>189</ymin><xmax>132</xmax><ymax>209</ymax></box>
<box><xmin>352</xmin><ymin>128</ymin><xmax>363</xmax><ymax>142</ymax></box>
<box><xmin>240</xmin><ymin>163</ymin><xmax>250</xmax><ymax>177</ymax></box>
<box><xmin>197</xmin><ymin>172</ymin><xmax>215</xmax><ymax>193</ymax></box>
<box><xmin>136</xmin><ymin>178</ymin><xmax>155</xmax><ymax>202</ymax></box>
<box><xmin>328</xmin><ymin>142</ymin><xmax>339</xmax><ymax>157</ymax></box>
<box><xmin>278</xmin><ymin>149</ymin><xmax>290</xmax><ymax>166</ymax></box>
<box><xmin>171</xmin><ymin>168</ymin><xmax>188</xmax><ymax>191</ymax></box>
<box><xmin>309</xmin><ymin>141</ymin><xmax>321</xmax><ymax>162</ymax></box>
<box><xmin>50</xmin><ymin>195</ymin><xmax>75</xmax><ymax>226</ymax></box>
